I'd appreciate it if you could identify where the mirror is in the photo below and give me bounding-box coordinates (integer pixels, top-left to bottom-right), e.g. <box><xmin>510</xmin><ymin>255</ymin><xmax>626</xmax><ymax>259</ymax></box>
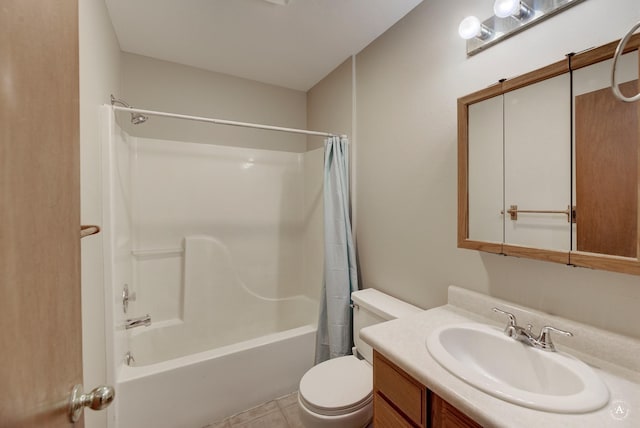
<box><xmin>572</xmin><ymin>52</ymin><xmax>638</xmax><ymax>259</ymax></box>
<box><xmin>468</xmin><ymin>94</ymin><xmax>503</xmax><ymax>245</ymax></box>
<box><xmin>459</xmin><ymin>34</ymin><xmax>640</xmax><ymax>275</ymax></box>
<box><xmin>503</xmin><ymin>73</ymin><xmax>571</xmax><ymax>254</ymax></box>
<box><xmin>569</xmin><ymin>47</ymin><xmax>640</xmax><ymax>273</ymax></box>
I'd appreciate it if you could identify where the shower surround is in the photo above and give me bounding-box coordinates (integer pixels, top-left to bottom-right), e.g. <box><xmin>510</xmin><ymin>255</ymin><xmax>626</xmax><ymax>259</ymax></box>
<box><xmin>102</xmin><ymin>109</ymin><xmax>323</xmax><ymax>427</ymax></box>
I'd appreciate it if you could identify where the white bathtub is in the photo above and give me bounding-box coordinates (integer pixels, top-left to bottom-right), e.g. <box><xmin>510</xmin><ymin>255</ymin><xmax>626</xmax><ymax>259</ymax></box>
<box><xmin>116</xmin><ymin>324</ymin><xmax>316</xmax><ymax>428</ymax></box>
<box><xmin>114</xmin><ymin>236</ymin><xmax>318</xmax><ymax>427</ymax></box>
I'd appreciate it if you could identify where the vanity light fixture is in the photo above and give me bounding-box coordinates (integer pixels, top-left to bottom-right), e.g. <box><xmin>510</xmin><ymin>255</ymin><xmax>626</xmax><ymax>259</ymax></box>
<box><xmin>458</xmin><ymin>16</ymin><xmax>493</xmax><ymax>40</ymax></box>
<box><xmin>493</xmin><ymin>0</ymin><xmax>533</xmax><ymax>20</ymax></box>
<box><xmin>460</xmin><ymin>0</ymin><xmax>587</xmax><ymax>56</ymax></box>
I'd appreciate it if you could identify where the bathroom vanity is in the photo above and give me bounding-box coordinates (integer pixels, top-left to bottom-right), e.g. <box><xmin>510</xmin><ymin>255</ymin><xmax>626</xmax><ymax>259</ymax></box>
<box><xmin>362</xmin><ymin>286</ymin><xmax>640</xmax><ymax>427</ymax></box>
<box><xmin>374</xmin><ymin>350</ymin><xmax>480</xmax><ymax>427</ymax></box>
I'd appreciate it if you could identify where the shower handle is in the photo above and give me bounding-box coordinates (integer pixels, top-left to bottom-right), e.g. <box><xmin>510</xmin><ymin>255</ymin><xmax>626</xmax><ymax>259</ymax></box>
<box><xmin>122</xmin><ymin>284</ymin><xmax>136</xmax><ymax>314</ymax></box>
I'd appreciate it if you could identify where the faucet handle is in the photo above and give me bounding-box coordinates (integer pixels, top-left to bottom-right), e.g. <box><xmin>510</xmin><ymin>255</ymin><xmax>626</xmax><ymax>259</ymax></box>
<box><xmin>536</xmin><ymin>325</ymin><xmax>573</xmax><ymax>351</ymax></box>
<box><xmin>492</xmin><ymin>307</ymin><xmax>517</xmax><ymax>326</ymax></box>
<box><xmin>122</xmin><ymin>284</ymin><xmax>136</xmax><ymax>314</ymax></box>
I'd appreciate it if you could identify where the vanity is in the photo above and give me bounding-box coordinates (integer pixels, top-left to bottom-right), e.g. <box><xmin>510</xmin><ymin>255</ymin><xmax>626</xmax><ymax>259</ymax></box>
<box><xmin>362</xmin><ymin>286</ymin><xmax>640</xmax><ymax>427</ymax></box>
<box><xmin>374</xmin><ymin>350</ymin><xmax>480</xmax><ymax>427</ymax></box>
<box><xmin>364</xmin><ymin>31</ymin><xmax>640</xmax><ymax>428</ymax></box>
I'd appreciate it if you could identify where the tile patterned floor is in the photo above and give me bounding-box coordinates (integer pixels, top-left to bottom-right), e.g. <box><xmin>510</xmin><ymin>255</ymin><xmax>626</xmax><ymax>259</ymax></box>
<box><xmin>203</xmin><ymin>392</ymin><xmax>304</xmax><ymax>428</ymax></box>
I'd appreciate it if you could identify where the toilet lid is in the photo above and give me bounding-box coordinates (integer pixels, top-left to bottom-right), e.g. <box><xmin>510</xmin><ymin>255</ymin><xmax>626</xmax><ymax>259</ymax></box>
<box><xmin>299</xmin><ymin>355</ymin><xmax>372</xmax><ymax>416</ymax></box>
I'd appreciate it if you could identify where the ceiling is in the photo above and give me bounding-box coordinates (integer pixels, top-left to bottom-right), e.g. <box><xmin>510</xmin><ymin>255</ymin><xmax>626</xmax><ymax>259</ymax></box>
<box><xmin>105</xmin><ymin>0</ymin><xmax>423</xmax><ymax>91</ymax></box>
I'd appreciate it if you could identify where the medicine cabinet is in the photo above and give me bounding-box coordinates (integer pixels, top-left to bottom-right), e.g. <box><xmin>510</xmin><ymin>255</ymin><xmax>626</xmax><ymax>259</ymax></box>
<box><xmin>458</xmin><ymin>34</ymin><xmax>640</xmax><ymax>275</ymax></box>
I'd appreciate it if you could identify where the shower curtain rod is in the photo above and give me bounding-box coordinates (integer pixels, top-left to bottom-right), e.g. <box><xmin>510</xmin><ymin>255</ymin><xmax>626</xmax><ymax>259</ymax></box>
<box><xmin>112</xmin><ymin>105</ymin><xmax>347</xmax><ymax>139</ymax></box>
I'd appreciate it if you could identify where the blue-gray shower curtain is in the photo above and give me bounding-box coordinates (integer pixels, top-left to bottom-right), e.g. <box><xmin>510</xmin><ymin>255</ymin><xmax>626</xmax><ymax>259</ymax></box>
<box><xmin>315</xmin><ymin>136</ymin><xmax>358</xmax><ymax>364</ymax></box>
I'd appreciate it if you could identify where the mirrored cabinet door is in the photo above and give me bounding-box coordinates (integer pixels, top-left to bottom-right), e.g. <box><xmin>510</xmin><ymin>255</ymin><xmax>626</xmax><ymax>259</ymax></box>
<box><xmin>503</xmin><ymin>74</ymin><xmax>572</xmax><ymax>254</ymax></box>
<box><xmin>572</xmin><ymin>51</ymin><xmax>639</xmax><ymax>259</ymax></box>
<box><xmin>468</xmin><ymin>95</ymin><xmax>504</xmax><ymax>244</ymax></box>
<box><xmin>459</xmin><ymin>33</ymin><xmax>640</xmax><ymax>275</ymax></box>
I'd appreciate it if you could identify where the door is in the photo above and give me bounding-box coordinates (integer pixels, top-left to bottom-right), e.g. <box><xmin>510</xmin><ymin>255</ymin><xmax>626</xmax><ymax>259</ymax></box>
<box><xmin>1</xmin><ymin>1</ymin><xmax>84</xmax><ymax>426</ymax></box>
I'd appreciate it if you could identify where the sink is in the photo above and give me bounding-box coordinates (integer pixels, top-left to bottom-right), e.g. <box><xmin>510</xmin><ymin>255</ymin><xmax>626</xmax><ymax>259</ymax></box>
<box><xmin>426</xmin><ymin>323</ymin><xmax>609</xmax><ymax>413</ymax></box>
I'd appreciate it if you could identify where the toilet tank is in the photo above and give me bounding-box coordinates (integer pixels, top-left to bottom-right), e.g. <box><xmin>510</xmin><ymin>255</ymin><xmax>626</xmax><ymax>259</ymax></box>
<box><xmin>351</xmin><ymin>289</ymin><xmax>422</xmax><ymax>363</ymax></box>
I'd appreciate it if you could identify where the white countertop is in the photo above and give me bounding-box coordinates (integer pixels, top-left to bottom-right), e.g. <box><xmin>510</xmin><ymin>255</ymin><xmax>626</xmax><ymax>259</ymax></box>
<box><xmin>360</xmin><ymin>287</ymin><xmax>640</xmax><ymax>428</ymax></box>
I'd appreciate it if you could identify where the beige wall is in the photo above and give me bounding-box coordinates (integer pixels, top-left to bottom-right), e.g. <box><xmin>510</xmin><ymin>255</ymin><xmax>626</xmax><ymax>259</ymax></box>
<box><xmin>308</xmin><ymin>0</ymin><xmax>640</xmax><ymax>339</ymax></box>
<box><xmin>307</xmin><ymin>57</ymin><xmax>353</xmax><ymax>150</ymax></box>
<box><xmin>78</xmin><ymin>1</ymin><xmax>122</xmax><ymax>427</ymax></box>
<box><xmin>121</xmin><ymin>53</ymin><xmax>307</xmax><ymax>152</ymax></box>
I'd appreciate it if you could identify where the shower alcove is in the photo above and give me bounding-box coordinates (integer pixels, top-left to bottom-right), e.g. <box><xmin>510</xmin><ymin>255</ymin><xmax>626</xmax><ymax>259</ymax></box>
<box><xmin>101</xmin><ymin>105</ymin><xmax>328</xmax><ymax>427</ymax></box>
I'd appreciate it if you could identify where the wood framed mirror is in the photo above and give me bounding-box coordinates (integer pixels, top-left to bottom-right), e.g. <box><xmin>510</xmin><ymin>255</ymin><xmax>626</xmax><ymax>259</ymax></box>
<box><xmin>458</xmin><ymin>34</ymin><xmax>640</xmax><ymax>275</ymax></box>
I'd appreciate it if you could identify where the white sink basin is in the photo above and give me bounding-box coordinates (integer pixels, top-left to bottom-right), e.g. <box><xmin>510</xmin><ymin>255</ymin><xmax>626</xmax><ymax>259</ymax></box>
<box><xmin>426</xmin><ymin>323</ymin><xmax>609</xmax><ymax>413</ymax></box>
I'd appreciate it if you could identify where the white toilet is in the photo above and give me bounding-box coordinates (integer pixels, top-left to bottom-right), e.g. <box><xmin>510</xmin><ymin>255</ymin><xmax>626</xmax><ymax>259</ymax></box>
<box><xmin>298</xmin><ymin>289</ymin><xmax>421</xmax><ymax>428</ymax></box>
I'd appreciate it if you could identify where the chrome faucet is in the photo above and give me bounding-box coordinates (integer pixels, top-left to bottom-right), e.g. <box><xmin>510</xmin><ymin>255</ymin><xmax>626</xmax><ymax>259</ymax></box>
<box><xmin>125</xmin><ymin>314</ymin><xmax>151</xmax><ymax>330</ymax></box>
<box><xmin>492</xmin><ymin>308</ymin><xmax>573</xmax><ymax>352</ymax></box>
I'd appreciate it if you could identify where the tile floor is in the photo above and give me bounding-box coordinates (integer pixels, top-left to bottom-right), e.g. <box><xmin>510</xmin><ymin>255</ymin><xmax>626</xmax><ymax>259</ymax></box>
<box><xmin>204</xmin><ymin>392</ymin><xmax>304</xmax><ymax>428</ymax></box>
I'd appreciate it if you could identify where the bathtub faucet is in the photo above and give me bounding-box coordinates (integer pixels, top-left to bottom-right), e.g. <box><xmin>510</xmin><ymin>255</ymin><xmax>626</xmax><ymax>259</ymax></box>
<box><xmin>125</xmin><ymin>314</ymin><xmax>151</xmax><ymax>330</ymax></box>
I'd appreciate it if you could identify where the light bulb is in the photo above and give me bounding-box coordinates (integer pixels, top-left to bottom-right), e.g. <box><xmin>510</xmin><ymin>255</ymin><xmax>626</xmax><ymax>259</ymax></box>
<box><xmin>458</xmin><ymin>16</ymin><xmax>481</xmax><ymax>40</ymax></box>
<box><xmin>494</xmin><ymin>0</ymin><xmax>520</xmax><ymax>18</ymax></box>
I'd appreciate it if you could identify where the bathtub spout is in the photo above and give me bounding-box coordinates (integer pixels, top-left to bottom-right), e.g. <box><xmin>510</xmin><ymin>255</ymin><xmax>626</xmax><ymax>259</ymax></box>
<box><xmin>125</xmin><ymin>314</ymin><xmax>151</xmax><ymax>330</ymax></box>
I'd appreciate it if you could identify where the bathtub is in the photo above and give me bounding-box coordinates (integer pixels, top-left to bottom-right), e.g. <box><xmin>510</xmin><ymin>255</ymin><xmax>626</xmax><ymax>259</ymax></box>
<box><xmin>116</xmin><ymin>323</ymin><xmax>315</xmax><ymax>428</ymax></box>
<box><xmin>114</xmin><ymin>236</ymin><xmax>318</xmax><ymax>427</ymax></box>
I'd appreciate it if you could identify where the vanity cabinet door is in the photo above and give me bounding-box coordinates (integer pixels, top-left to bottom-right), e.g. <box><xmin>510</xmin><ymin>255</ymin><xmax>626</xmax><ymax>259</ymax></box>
<box><xmin>374</xmin><ymin>395</ymin><xmax>415</xmax><ymax>428</ymax></box>
<box><xmin>373</xmin><ymin>351</ymin><xmax>426</xmax><ymax>427</ymax></box>
<box><xmin>429</xmin><ymin>392</ymin><xmax>483</xmax><ymax>428</ymax></box>
<box><xmin>373</xmin><ymin>351</ymin><xmax>485</xmax><ymax>428</ymax></box>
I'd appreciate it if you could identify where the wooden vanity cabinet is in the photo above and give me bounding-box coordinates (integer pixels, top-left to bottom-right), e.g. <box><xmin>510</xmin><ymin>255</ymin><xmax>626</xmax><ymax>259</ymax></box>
<box><xmin>373</xmin><ymin>351</ymin><xmax>482</xmax><ymax>428</ymax></box>
<box><xmin>374</xmin><ymin>351</ymin><xmax>425</xmax><ymax>427</ymax></box>
<box><xmin>429</xmin><ymin>393</ymin><xmax>482</xmax><ymax>428</ymax></box>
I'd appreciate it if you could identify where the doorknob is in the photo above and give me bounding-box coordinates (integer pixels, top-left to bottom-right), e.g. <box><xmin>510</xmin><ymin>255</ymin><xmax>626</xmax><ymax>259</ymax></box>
<box><xmin>68</xmin><ymin>384</ymin><xmax>115</xmax><ymax>422</ymax></box>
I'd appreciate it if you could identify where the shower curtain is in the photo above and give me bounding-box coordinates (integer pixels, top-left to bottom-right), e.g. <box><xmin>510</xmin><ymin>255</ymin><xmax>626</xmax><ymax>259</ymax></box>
<box><xmin>315</xmin><ymin>136</ymin><xmax>358</xmax><ymax>363</ymax></box>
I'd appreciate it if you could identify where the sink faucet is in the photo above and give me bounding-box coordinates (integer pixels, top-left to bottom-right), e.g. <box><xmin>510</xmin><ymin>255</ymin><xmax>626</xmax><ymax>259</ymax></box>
<box><xmin>125</xmin><ymin>314</ymin><xmax>151</xmax><ymax>330</ymax></box>
<box><xmin>492</xmin><ymin>308</ymin><xmax>572</xmax><ymax>352</ymax></box>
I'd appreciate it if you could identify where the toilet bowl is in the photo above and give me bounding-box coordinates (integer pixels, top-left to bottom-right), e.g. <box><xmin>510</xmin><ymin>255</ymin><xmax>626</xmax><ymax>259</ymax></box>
<box><xmin>297</xmin><ymin>289</ymin><xmax>421</xmax><ymax>428</ymax></box>
<box><xmin>298</xmin><ymin>355</ymin><xmax>372</xmax><ymax>428</ymax></box>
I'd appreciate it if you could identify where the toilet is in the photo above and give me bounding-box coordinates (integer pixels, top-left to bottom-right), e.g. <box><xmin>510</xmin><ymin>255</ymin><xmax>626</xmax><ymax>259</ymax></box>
<box><xmin>298</xmin><ymin>289</ymin><xmax>421</xmax><ymax>428</ymax></box>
